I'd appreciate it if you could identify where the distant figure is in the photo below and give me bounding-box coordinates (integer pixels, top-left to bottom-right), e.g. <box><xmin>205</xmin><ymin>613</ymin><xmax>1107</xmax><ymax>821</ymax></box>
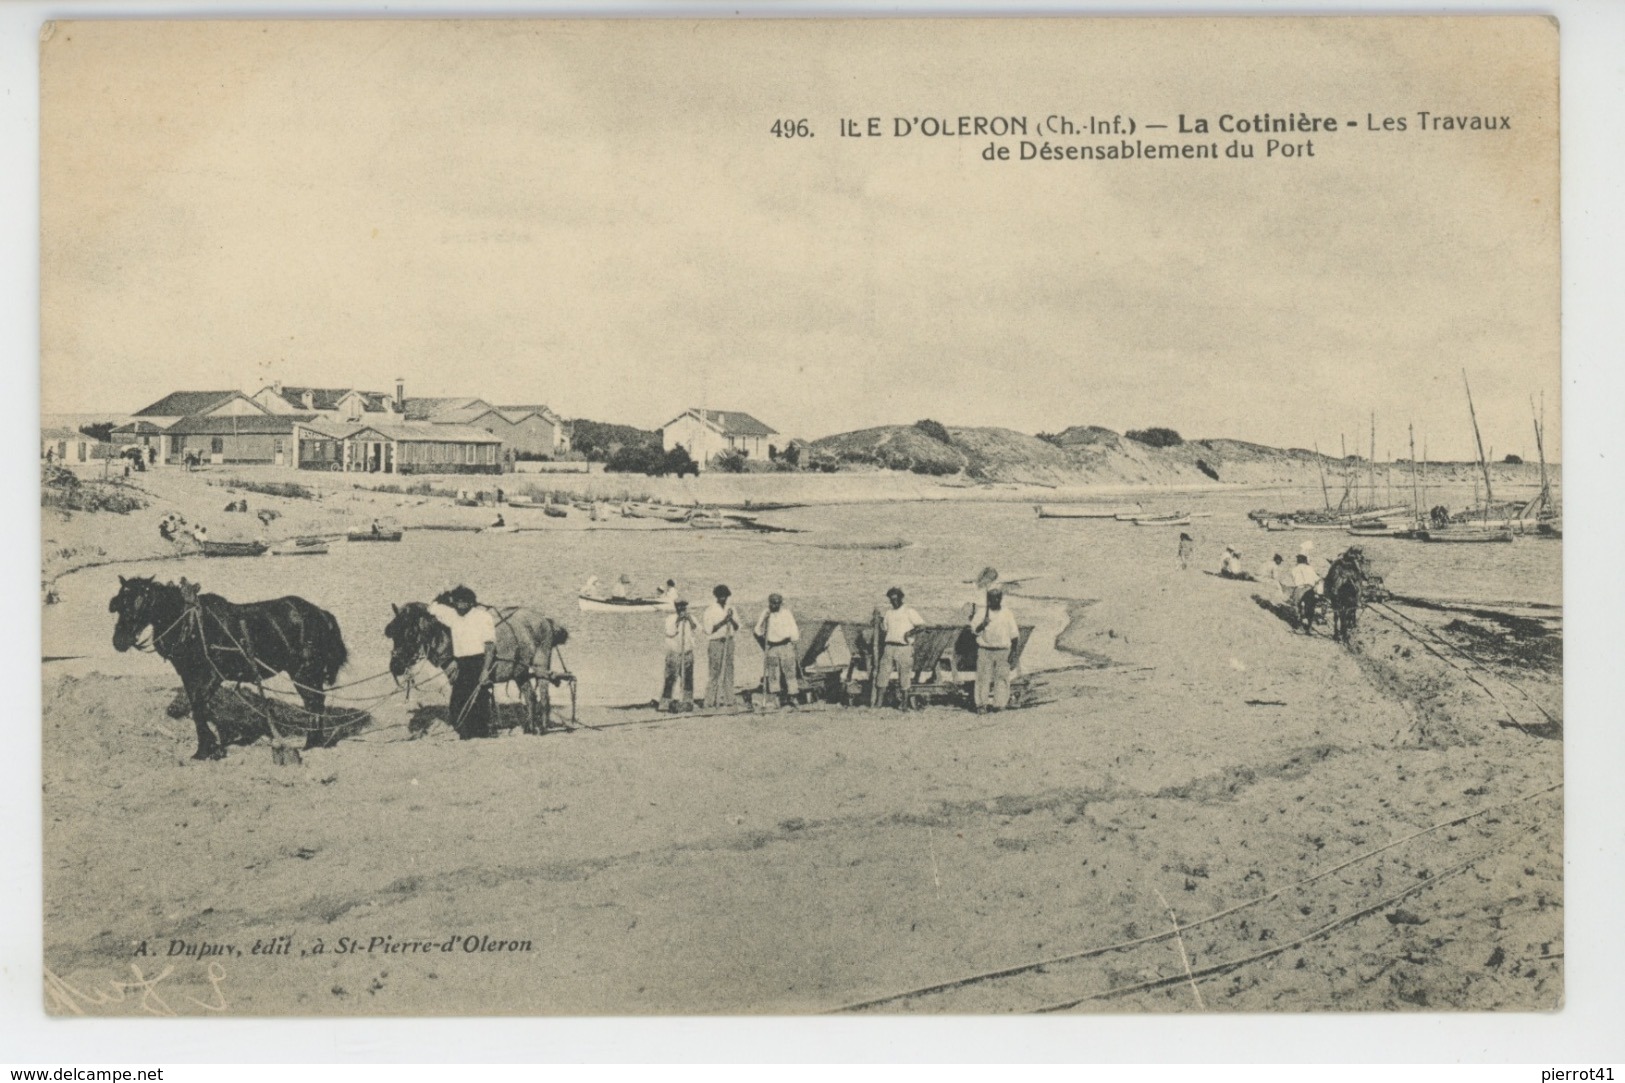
<box><xmin>189</xmin><ymin>524</ymin><xmax>209</xmax><ymax>543</ymax></box>
<box><xmin>371</xmin><ymin>519</ymin><xmax>382</xmax><ymax>536</ymax></box>
<box><xmin>657</xmin><ymin>579</ymin><xmax>678</xmax><ymax>605</ymax></box>
<box><xmin>612</xmin><ymin>575</ymin><xmax>632</xmax><ymax>600</ymax></box>
<box><xmin>1266</xmin><ymin>553</ymin><xmax>1291</xmax><ymax>598</ymax></box>
<box><xmin>1177</xmin><ymin>533</ymin><xmax>1195</xmax><ymax>571</ymax></box>
<box><xmin>491</xmin><ymin>513</ymin><xmax>506</xmax><ymax>529</ymax></box>
<box><xmin>1220</xmin><ymin>546</ymin><xmax>1246</xmax><ymax>579</ymax></box>
<box><xmin>703</xmin><ymin>585</ymin><xmax>740</xmax><ymax>709</ymax></box>
<box><xmin>495</xmin><ymin>487</ymin><xmax>505</xmax><ymax>504</ymax></box>
<box><xmin>659</xmin><ymin>600</ymin><xmax>699</xmax><ymax>712</ymax></box>
<box><xmin>582</xmin><ymin>575</ymin><xmax>602</xmax><ymax>597</ymax></box>
<box><xmin>44</xmin><ymin>448</ymin><xmax>54</xmax><ymax>465</ymax></box>
<box><xmin>754</xmin><ymin>593</ymin><xmax>801</xmax><ymax>707</ymax></box>
<box><xmin>427</xmin><ymin>585</ymin><xmax>497</xmax><ymax>739</ymax></box>
<box><xmin>969</xmin><ymin>588</ymin><xmax>1021</xmax><ymax>713</ymax></box>
<box><xmin>878</xmin><ymin>587</ymin><xmax>925</xmax><ymax>709</ymax></box>
<box><xmin>146</xmin><ymin>446</ymin><xmax>156</xmax><ymax>465</ymax></box>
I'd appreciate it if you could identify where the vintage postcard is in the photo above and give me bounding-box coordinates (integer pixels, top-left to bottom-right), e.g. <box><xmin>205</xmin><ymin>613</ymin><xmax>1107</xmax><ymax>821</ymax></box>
<box><xmin>39</xmin><ymin>17</ymin><xmax>1559</xmax><ymax>1016</ymax></box>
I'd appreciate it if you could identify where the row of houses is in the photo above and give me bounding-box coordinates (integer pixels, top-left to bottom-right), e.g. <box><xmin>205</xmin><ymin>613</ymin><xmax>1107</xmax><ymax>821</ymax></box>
<box><xmin>60</xmin><ymin>380</ymin><xmax>787</xmax><ymax>476</ymax></box>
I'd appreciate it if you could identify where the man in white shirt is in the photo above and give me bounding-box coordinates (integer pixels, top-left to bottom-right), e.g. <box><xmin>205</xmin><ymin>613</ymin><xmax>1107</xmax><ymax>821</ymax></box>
<box><xmin>878</xmin><ymin>587</ymin><xmax>925</xmax><ymax>709</ymax></box>
<box><xmin>1290</xmin><ymin>554</ymin><xmax>1323</xmax><ymax>628</ymax></box>
<box><xmin>754</xmin><ymin>593</ymin><xmax>800</xmax><ymax>707</ymax></box>
<box><xmin>427</xmin><ymin>585</ymin><xmax>498</xmax><ymax>738</ymax></box>
<box><xmin>968</xmin><ymin>588</ymin><xmax>1021</xmax><ymax>712</ymax></box>
<box><xmin>702</xmin><ymin>584</ymin><xmax>739</xmax><ymax>709</ymax></box>
<box><xmin>659</xmin><ymin>599</ymin><xmax>698</xmax><ymax>712</ymax></box>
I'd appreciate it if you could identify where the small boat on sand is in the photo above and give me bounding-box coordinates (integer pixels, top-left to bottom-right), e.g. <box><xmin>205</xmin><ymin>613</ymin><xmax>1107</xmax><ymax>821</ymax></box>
<box><xmin>621</xmin><ymin>502</ymin><xmax>694</xmax><ymax>523</ymax></box>
<box><xmin>1418</xmin><ymin>528</ymin><xmax>1515</xmax><ymax>544</ymax></box>
<box><xmin>577</xmin><ymin>594</ymin><xmax>676</xmax><ymax>613</ymax></box>
<box><xmin>270</xmin><ymin>538</ymin><xmax>330</xmax><ymax>556</ymax></box>
<box><xmin>1132</xmin><ymin>512</ymin><xmax>1191</xmax><ymax>526</ymax></box>
<box><xmin>200</xmin><ymin>540</ymin><xmax>269</xmax><ymax>557</ymax></box>
<box><xmin>543</xmin><ymin>506</ymin><xmax>568</xmax><ymax>519</ymax></box>
<box><xmin>347</xmin><ymin>528</ymin><xmax>404</xmax><ymax>542</ymax></box>
<box><xmin>1036</xmin><ymin>504</ymin><xmax>1141</xmax><ymax>519</ymax></box>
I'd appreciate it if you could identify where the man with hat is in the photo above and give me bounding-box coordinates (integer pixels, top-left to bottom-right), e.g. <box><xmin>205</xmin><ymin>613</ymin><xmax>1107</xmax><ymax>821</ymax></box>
<box><xmin>878</xmin><ymin>587</ymin><xmax>925</xmax><ymax>709</ymax></box>
<box><xmin>968</xmin><ymin>587</ymin><xmax>1021</xmax><ymax>713</ymax></box>
<box><xmin>703</xmin><ymin>584</ymin><xmax>740</xmax><ymax>709</ymax></box>
<box><xmin>753</xmin><ymin>593</ymin><xmax>801</xmax><ymax>708</ymax></box>
<box><xmin>428</xmin><ymin>585</ymin><xmax>498</xmax><ymax>738</ymax></box>
<box><xmin>659</xmin><ymin>597</ymin><xmax>699</xmax><ymax>712</ymax></box>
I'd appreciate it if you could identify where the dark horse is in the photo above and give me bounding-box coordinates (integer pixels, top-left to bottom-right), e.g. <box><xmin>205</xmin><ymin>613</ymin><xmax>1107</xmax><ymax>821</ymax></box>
<box><xmin>384</xmin><ymin>600</ymin><xmax>569</xmax><ymax>736</ymax></box>
<box><xmin>1322</xmin><ymin>547</ymin><xmax>1374</xmax><ymax>644</ymax></box>
<box><xmin>110</xmin><ymin>576</ymin><xmax>349</xmax><ymax>760</ymax></box>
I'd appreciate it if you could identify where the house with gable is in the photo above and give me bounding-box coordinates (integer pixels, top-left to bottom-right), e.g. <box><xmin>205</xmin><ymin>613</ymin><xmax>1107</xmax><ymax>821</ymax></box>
<box><xmin>660</xmin><ymin>408</ymin><xmax>780</xmax><ymax>469</ymax></box>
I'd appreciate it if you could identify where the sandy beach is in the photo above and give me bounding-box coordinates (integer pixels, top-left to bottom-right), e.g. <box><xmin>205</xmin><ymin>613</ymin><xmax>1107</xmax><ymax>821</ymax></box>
<box><xmin>39</xmin><ymin>467</ymin><xmax>1562</xmax><ymax>1015</ymax></box>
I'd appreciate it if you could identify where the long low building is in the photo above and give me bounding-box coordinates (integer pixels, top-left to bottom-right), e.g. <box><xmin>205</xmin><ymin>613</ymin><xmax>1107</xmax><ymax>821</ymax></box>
<box><xmin>294</xmin><ymin>419</ymin><xmax>503</xmax><ymax>475</ymax></box>
<box><xmin>162</xmin><ymin>413</ymin><xmax>313</xmax><ymax>466</ymax></box>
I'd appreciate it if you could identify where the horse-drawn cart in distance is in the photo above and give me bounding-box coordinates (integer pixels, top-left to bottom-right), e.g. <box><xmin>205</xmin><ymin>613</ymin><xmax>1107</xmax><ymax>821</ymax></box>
<box><xmin>745</xmin><ymin>616</ymin><xmax>1036</xmax><ymax>711</ymax></box>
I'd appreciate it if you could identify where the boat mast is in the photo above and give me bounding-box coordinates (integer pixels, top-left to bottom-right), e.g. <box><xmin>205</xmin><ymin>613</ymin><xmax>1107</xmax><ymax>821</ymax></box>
<box><xmin>1339</xmin><ymin>434</ymin><xmax>1351</xmax><ymax>510</ymax></box>
<box><xmin>1462</xmin><ymin>369</ymin><xmax>1495</xmax><ymax>512</ymax></box>
<box><xmin>1314</xmin><ymin>442</ymin><xmax>1331</xmax><ymax>511</ymax></box>
<box><xmin>1409</xmin><ymin>424</ymin><xmax>1420</xmax><ymax>522</ymax></box>
<box><xmin>1368</xmin><ymin>412</ymin><xmax>1377</xmax><ymax>510</ymax></box>
<box><xmin>1533</xmin><ymin>393</ymin><xmax>1551</xmax><ymax>516</ymax></box>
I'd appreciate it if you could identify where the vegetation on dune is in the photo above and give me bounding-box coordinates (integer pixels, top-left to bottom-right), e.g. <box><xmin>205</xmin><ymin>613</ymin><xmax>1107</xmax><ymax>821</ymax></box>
<box><xmin>216</xmin><ymin>477</ymin><xmax>318</xmax><ymax>500</ymax></box>
<box><xmin>1124</xmin><ymin>427</ymin><xmax>1184</xmax><ymax>448</ymax></box>
<box><xmin>40</xmin><ymin>465</ymin><xmax>147</xmax><ymax>514</ymax></box>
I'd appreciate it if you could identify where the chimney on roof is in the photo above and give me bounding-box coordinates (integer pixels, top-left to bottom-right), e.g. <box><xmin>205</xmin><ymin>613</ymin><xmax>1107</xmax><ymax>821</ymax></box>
<box><xmin>302</xmin><ymin>390</ymin><xmax>315</xmax><ymax>410</ymax></box>
<box><xmin>395</xmin><ymin>378</ymin><xmax>405</xmax><ymax>414</ymax></box>
<box><xmin>272</xmin><ymin>379</ymin><xmax>282</xmax><ymax>393</ymax></box>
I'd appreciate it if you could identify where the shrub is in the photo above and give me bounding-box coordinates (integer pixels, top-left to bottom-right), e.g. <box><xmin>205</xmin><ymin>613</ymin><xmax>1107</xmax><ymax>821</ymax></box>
<box><xmin>1035</xmin><ymin>432</ymin><xmax>1063</xmax><ymax>446</ymax></box>
<box><xmin>1503</xmin><ymin>453</ymin><xmax>1524</xmax><ymax>464</ymax></box>
<box><xmin>222</xmin><ymin>478</ymin><xmax>317</xmax><ymax>500</ymax></box>
<box><xmin>40</xmin><ymin>466</ymin><xmax>146</xmax><ymax>514</ymax></box>
<box><xmin>1195</xmin><ymin>459</ymin><xmax>1220</xmax><ymax>481</ymax></box>
<box><xmin>914</xmin><ymin>419</ymin><xmax>953</xmax><ymax>445</ymax></box>
<box><xmin>1124</xmin><ymin>427</ymin><xmax>1184</xmax><ymax>448</ymax></box>
<box><xmin>605</xmin><ymin>444</ymin><xmax>665</xmax><ymax>475</ymax></box>
<box><xmin>662</xmin><ymin>446</ymin><xmax>699</xmax><ymax>478</ymax></box>
<box><xmin>712</xmin><ymin>449</ymin><xmax>749</xmax><ymax>474</ymax></box>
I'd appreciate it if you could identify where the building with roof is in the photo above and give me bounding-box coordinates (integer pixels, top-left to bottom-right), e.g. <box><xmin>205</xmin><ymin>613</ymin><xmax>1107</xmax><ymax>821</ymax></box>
<box><xmin>403</xmin><ymin>396</ymin><xmax>495</xmax><ymax>422</ymax></box>
<box><xmin>292</xmin><ymin>419</ymin><xmax>503</xmax><ymax>475</ymax></box>
<box><xmin>251</xmin><ymin>382</ymin><xmax>401</xmax><ymax>422</ymax></box>
<box><xmin>42</xmin><ymin>427</ymin><xmax>112</xmax><ymax>466</ymax></box>
<box><xmin>131</xmin><ymin>390</ymin><xmax>274</xmax><ymax>465</ymax></box>
<box><xmin>660</xmin><ymin>408</ymin><xmax>780</xmax><ymax>469</ymax></box>
<box><xmin>162</xmin><ymin>413</ymin><xmax>315</xmax><ymax>466</ymax></box>
<box><xmin>109</xmin><ymin>420</ymin><xmax>166</xmax><ymax>460</ymax></box>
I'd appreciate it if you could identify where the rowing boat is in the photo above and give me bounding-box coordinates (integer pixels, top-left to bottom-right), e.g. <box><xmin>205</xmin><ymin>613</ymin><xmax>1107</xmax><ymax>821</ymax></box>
<box><xmin>347</xmin><ymin>529</ymin><xmax>404</xmax><ymax>542</ymax></box>
<box><xmin>200</xmin><ymin>540</ymin><xmax>268</xmax><ymax>557</ymax></box>
<box><xmin>620</xmin><ymin>503</ymin><xmax>694</xmax><ymax>523</ymax></box>
<box><xmin>577</xmin><ymin>594</ymin><xmax>676</xmax><ymax>613</ymax></box>
<box><xmin>1035</xmin><ymin>503</ymin><xmax>1140</xmax><ymax>519</ymax></box>
<box><xmin>1418</xmin><ymin>528</ymin><xmax>1515</xmax><ymax>544</ymax></box>
<box><xmin>1132</xmin><ymin>513</ymin><xmax>1191</xmax><ymax>526</ymax></box>
<box><xmin>269</xmin><ymin>538</ymin><xmax>330</xmax><ymax>556</ymax></box>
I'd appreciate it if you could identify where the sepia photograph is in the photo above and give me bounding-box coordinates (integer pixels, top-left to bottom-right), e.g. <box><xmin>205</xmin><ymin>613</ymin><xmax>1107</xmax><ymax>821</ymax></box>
<box><xmin>33</xmin><ymin>14</ymin><xmax>1569</xmax><ymax>1024</ymax></box>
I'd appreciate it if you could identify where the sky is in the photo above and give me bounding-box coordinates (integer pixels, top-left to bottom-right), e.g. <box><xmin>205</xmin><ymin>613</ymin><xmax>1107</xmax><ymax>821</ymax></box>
<box><xmin>40</xmin><ymin>18</ymin><xmax>1559</xmax><ymax>460</ymax></box>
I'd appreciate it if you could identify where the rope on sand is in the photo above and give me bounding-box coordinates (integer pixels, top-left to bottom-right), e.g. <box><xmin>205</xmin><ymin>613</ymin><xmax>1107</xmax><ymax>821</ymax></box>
<box><xmin>1371</xmin><ymin>601</ymin><xmax>1559</xmax><ymax>726</ymax></box>
<box><xmin>825</xmin><ymin>781</ymin><xmax>1561</xmax><ymax>1013</ymax></box>
<box><xmin>1365</xmin><ymin>604</ymin><xmax>1554</xmax><ymax>733</ymax></box>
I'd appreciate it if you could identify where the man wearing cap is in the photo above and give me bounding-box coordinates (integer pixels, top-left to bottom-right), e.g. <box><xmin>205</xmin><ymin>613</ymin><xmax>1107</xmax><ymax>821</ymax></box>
<box><xmin>428</xmin><ymin>585</ymin><xmax>498</xmax><ymax>738</ymax></box>
<box><xmin>660</xmin><ymin>599</ymin><xmax>699</xmax><ymax>712</ymax></box>
<box><xmin>1290</xmin><ymin>553</ymin><xmax>1323</xmax><ymax>628</ymax></box>
<box><xmin>703</xmin><ymin>584</ymin><xmax>740</xmax><ymax>709</ymax></box>
<box><xmin>754</xmin><ymin>593</ymin><xmax>801</xmax><ymax>707</ymax></box>
<box><xmin>968</xmin><ymin>588</ymin><xmax>1021</xmax><ymax>713</ymax></box>
<box><xmin>878</xmin><ymin>587</ymin><xmax>925</xmax><ymax>709</ymax></box>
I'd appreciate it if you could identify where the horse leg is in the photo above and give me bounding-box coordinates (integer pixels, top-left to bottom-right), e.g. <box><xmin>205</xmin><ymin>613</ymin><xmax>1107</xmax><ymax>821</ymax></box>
<box><xmin>187</xmin><ymin>675</ymin><xmax>224</xmax><ymax>760</ymax></box>
<box><xmin>296</xmin><ymin>677</ymin><xmax>329</xmax><ymax>750</ymax></box>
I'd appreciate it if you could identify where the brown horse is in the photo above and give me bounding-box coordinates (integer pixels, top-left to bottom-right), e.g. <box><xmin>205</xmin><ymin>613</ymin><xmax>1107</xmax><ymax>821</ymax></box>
<box><xmin>384</xmin><ymin>601</ymin><xmax>569</xmax><ymax>735</ymax></box>
<box><xmin>1323</xmin><ymin>547</ymin><xmax>1374</xmax><ymax>644</ymax></box>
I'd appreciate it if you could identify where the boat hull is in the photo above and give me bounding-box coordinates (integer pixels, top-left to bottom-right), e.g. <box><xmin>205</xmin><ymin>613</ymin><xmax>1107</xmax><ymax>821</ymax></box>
<box><xmin>578</xmin><ymin>594</ymin><xmax>676</xmax><ymax>613</ymax></box>
<box><xmin>1036</xmin><ymin>504</ymin><xmax>1140</xmax><ymax>519</ymax></box>
<box><xmin>1418</xmin><ymin>529</ymin><xmax>1515</xmax><ymax>544</ymax></box>
<box><xmin>347</xmin><ymin>531</ymin><xmax>404</xmax><ymax>542</ymax></box>
<box><xmin>200</xmin><ymin>541</ymin><xmax>268</xmax><ymax>557</ymax></box>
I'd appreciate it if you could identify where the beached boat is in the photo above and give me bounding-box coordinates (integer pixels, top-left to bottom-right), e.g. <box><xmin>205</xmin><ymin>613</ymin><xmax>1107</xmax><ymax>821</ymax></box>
<box><xmin>577</xmin><ymin>594</ymin><xmax>676</xmax><ymax>613</ymax></box>
<box><xmin>1536</xmin><ymin>520</ymin><xmax>1562</xmax><ymax>539</ymax></box>
<box><xmin>347</xmin><ymin>528</ymin><xmax>404</xmax><ymax>542</ymax></box>
<box><xmin>543</xmin><ymin>506</ymin><xmax>568</xmax><ymax>519</ymax></box>
<box><xmin>1035</xmin><ymin>504</ymin><xmax>1140</xmax><ymax>519</ymax></box>
<box><xmin>620</xmin><ymin>503</ymin><xmax>693</xmax><ymax>523</ymax></box>
<box><xmin>1418</xmin><ymin>528</ymin><xmax>1515</xmax><ymax>544</ymax></box>
<box><xmin>1132</xmin><ymin>513</ymin><xmax>1191</xmax><ymax>526</ymax></box>
<box><xmin>269</xmin><ymin>538</ymin><xmax>330</xmax><ymax>556</ymax></box>
<box><xmin>200</xmin><ymin>539</ymin><xmax>268</xmax><ymax>557</ymax></box>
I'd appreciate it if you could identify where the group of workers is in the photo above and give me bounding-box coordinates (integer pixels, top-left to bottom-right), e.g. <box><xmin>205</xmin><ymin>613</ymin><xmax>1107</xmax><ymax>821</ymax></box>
<box><xmin>655</xmin><ymin>579</ymin><xmax>1024</xmax><ymax>716</ymax></box>
<box><xmin>1200</xmin><ymin>538</ymin><xmax>1328</xmax><ymax>614</ymax></box>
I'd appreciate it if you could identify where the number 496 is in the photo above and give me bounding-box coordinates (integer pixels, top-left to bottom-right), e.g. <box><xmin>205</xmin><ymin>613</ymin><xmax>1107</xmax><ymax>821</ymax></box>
<box><xmin>771</xmin><ymin>119</ymin><xmax>812</xmax><ymax>138</ymax></box>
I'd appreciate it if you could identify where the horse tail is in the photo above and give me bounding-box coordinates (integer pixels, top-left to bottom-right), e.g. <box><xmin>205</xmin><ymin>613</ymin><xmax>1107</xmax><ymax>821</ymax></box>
<box><xmin>322</xmin><ymin>609</ymin><xmax>349</xmax><ymax>684</ymax></box>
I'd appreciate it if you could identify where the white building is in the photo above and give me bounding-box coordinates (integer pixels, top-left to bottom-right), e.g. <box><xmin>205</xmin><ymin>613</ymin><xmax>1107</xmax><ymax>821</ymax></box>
<box><xmin>660</xmin><ymin>408</ymin><xmax>781</xmax><ymax>468</ymax></box>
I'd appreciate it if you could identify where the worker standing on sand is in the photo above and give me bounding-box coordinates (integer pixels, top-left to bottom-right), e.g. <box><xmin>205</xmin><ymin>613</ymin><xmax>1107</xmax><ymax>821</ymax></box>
<box><xmin>703</xmin><ymin>585</ymin><xmax>739</xmax><ymax>709</ymax></box>
<box><xmin>754</xmin><ymin>593</ymin><xmax>801</xmax><ymax>708</ymax></box>
<box><xmin>879</xmin><ymin>587</ymin><xmax>925</xmax><ymax>709</ymax></box>
<box><xmin>1177</xmin><ymin>533</ymin><xmax>1195</xmax><ymax>571</ymax></box>
<box><xmin>1290</xmin><ymin>554</ymin><xmax>1322</xmax><ymax>626</ymax></box>
<box><xmin>1266</xmin><ymin>553</ymin><xmax>1290</xmax><ymax>597</ymax></box>
<box><xmin>659</xmin><ymin>599</ymin><xmax>698</xmax><ymax>712</ymax></box>
<box><xmin>657</xmin><ymin>579</ymin><xmax>679</xmax><ymax>606</ymax></box>
<box><xmin>428</xmin><ymin>586</ymin><xmax>498</xmax><ymax>739</ymax></box>
<box><xmin>969</xmin><ymin>588</ymin><xmax>1021</xmax><ymax>713</ymax></box>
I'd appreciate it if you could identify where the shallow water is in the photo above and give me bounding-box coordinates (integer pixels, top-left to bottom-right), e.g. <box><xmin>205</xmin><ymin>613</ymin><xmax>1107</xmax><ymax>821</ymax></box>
<box><xmin>45</xmin><ymin>483</ymin><xmax>1558</xmax><ymax>707</ymax></box>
